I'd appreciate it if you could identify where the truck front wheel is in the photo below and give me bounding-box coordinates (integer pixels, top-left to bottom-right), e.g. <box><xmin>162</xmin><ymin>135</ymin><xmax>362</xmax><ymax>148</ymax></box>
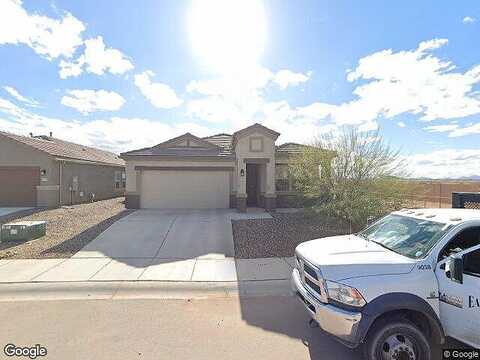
<box><xmin>363</xmin><ymin>318</ymin><xmax>431</xmax><ymax>360</ymax></box>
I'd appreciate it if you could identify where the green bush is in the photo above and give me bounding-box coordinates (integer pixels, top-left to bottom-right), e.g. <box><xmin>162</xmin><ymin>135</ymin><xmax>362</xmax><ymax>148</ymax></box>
<box><xmin>290</xmin><ymin>128</ymin><xmax>409</xmax><ymax>230</ymax></box>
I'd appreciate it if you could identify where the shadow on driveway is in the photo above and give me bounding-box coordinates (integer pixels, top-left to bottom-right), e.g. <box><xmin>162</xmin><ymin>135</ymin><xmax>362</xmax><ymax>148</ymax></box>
<box><xmin>41</xmin><ymin>210</ymin><xmax>134</xmax><ymax>257</ymax></box>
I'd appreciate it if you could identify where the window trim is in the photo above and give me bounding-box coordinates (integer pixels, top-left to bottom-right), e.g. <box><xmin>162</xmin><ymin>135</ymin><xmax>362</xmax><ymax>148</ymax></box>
<box><xmin>437</xmin><ymin>226</ymin><xmax>480</xmax><ymax>263</ymax></box>
<box><xmin>114</xmin><ymin>170</ymin><xmax>126</xmax><ymax>189</ymax></box>
<box><xmin>463</xmin><ymin>248</ymin><xmax>480</xmax><ymax>278</ymax></box>
<box><xmin>437</xmin><ymin>242</ymin><xmax>480</xmax><ymax>275</ymax></box>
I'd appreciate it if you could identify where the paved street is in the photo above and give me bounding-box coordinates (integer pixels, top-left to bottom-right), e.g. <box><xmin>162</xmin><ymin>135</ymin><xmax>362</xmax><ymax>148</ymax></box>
<box><xmin>0</xmin><ymin>295</ymin><xmax>359</xmax><ymax>360</ymax></box>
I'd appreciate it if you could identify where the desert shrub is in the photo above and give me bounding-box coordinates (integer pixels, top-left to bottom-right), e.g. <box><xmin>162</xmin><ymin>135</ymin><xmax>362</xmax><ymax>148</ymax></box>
<box><xmin>290</xmin><ymin>128</ymin><xmax>409</xmax><ymax>230</ymax></box>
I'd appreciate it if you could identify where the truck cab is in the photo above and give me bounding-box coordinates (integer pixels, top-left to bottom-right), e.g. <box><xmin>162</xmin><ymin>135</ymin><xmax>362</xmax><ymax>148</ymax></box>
<box><xmin>292</xmin><ymin>208</ymin><xmax>480</xmax><ymax>360</ymax></box>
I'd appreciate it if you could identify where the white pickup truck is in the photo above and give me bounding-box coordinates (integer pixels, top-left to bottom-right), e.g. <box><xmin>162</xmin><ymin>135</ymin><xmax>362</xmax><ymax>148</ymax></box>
<box><xmin>292</xmin><ymin>208</ymin><xmax>480</xmax><ymax>360</ymax></box>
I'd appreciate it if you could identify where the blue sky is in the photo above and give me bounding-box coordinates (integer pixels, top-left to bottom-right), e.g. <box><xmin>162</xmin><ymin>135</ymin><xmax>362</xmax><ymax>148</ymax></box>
<box><xmin>0</xmin><ymin>0</ymin><xmax>479</xmax><ymax>178</ymax></box>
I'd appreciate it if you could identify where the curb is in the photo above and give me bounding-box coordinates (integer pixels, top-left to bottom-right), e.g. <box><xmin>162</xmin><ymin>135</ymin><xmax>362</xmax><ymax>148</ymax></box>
<box><xmin>0</xmin><ymin>279</ymin><xmax>293</xmax><ymax>302</ymax></box>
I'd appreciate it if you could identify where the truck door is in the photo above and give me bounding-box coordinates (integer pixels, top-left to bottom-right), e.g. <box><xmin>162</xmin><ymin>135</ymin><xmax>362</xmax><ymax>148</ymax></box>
<box><xmin>436</xmin><ymin>241</ymin><xmax>480</xmax><ymax>348</ymax></box>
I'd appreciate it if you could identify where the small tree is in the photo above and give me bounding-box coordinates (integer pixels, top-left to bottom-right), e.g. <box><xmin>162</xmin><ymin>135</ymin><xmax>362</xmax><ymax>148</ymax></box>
<box><xmin>290</xmin><ymin>127</ymin><xmax>409</xmax><ymax>230</ymax></box>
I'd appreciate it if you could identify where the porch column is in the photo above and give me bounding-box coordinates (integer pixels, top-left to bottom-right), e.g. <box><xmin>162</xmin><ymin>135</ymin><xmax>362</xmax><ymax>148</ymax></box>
<box><xmin>236</xmin><ymin>159</ymin><xmax>247</xmax><ymax>212</ymax></box>
<box><xmin>264</xmin><ymin>161</ymin><xmax>276</xmax><ymax>212</ymax></box>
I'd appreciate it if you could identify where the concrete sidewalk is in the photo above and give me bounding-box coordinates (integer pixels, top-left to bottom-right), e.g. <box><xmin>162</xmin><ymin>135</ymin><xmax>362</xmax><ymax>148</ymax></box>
<box><xmin>0</xmin><ymin>256</ymin><xmax>295</xmax><ymax>283</ymax></box>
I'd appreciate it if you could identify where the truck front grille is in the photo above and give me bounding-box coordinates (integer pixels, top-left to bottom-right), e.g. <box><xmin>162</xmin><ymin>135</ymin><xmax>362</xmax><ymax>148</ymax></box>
<box><xmin>296</xmin><ymin>254</ymin><xmax>327</xmax><ymax>303</ymax></box>
<box><xmin>303</xmin><ymin>263</ymin><xmax>318</xmax><ymax>280</ymax></box>
<box><xmin>305</xmin><ymin>277</ymin><xmax>321</xmax><ymax>294</ymax></box>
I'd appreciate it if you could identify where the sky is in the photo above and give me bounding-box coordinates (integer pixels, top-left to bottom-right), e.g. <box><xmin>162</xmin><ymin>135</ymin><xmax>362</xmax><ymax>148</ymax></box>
<box><xmin>0</xmin><ymin>0</ymin><xmax>479</xmax><ymax>179</ymax></box>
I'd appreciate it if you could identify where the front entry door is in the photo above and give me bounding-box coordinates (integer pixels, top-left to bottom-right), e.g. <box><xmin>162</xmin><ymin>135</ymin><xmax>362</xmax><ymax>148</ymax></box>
<box><xmin>246</xmin><ymin>164</ymin><xmax>258</xmax><ymax>207</ymax></box>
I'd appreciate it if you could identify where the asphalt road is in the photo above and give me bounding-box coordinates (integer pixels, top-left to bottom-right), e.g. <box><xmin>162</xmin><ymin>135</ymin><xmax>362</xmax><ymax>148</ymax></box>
<box><xmin>0</xmin><ymin>295</ymin><xmax>360</xmax><ymax>360</ymax></box>
<box><xmin>0</xmin><ymin>294</ymin><xmax>458</xmax><ymax>360</ymax></box>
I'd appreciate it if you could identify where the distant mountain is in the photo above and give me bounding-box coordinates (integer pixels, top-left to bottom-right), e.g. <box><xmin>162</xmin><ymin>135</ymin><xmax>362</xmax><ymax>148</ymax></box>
<box><xmin>408</xmin><ymin>176</ymin><xmax>480</xmax><ymax>181</ymax></box>
<box><xmin>457</xmin><ymin>175</ymin><xmax>480</xmax><ymax>180</ymax></box>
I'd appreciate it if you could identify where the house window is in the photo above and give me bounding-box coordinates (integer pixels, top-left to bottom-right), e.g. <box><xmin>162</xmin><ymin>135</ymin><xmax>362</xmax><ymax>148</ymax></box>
<box><xmin>115</xmin><ymin>171</ymin><xmax>125</xmax><ymax>189</ymax></box>
<box><xmin>275</xmin><ymin>165</ymin><xmax>290</xmax><ymax>192</ymax></box>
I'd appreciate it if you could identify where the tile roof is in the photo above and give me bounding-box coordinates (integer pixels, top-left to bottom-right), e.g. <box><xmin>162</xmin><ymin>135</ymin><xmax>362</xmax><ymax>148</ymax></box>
<box><xmin>276</xmin><ymin>142</ymin><xmax>336</xmax><ymax>158</ymax></box>
<box><xmin>121</xmin><ymin>132</ymin><xmax>235</xmax><ymax>158</ymax></box>
<box><xmin>203</xmin><ymin>133</ymin><xmax>233</xmax><ymax>154</ymax></box>
<box><xmin>0</xmin><ymin>131</ymin><xmax>124</xmax><ymax>166</ymax></box>
<box><xmin>275</xmin><ymin>142</ymin><xmax>306</xmax><ymax>155</ymax></box>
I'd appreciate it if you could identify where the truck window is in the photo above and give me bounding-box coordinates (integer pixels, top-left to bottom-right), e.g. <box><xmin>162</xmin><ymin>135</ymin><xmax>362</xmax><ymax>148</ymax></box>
<box><xmin>439</xmin><ymin>227</ymin><xmax>480</xmax><ymax>261</ymax></box>
<box><xmin>464</xmin><ymin>249</ymin><xmax>480</xmax><ymax>277</ymax></box>
<box><xmin>359</xmin><ymin>214</ymin><xmax>450</xmax><ymax>259</ymax></box>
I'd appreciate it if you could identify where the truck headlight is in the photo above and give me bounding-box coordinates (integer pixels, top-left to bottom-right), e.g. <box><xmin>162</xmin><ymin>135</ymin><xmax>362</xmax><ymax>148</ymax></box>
<box><xmin>325</xmin><ymin>280</ymin><xmax>366</xmax><ymax>308</ymax></box>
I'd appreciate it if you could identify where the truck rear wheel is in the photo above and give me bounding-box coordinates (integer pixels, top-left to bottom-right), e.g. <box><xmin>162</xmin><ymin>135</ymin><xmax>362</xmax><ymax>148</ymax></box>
<box><xmin>363</xmin><ymin>318</ymin><xmax>431</xmax><ymax>360</ymax></box>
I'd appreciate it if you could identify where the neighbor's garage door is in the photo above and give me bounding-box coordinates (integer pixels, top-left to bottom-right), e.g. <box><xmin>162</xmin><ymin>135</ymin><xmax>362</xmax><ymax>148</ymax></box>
<box><xmin>140</xmin><ymin>170</ymin><xmax>230</xmax><ymax>209</ymax></box>
<box><xmin>0</xmin><ymin>166</ymin><xmax>40</xmax><ymax>207</ymax></box>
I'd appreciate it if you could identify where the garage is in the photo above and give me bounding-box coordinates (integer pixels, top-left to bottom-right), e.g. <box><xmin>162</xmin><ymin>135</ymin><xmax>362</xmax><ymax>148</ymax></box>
<box><xmin>0</xmin><ymin>166</ymin><xmax>40</xmax><ymax>207</ymax></box>
<box><xmin>140</xmin><ymin>170</ymin><xmax>230</xmax><ymax>209</ymax></box>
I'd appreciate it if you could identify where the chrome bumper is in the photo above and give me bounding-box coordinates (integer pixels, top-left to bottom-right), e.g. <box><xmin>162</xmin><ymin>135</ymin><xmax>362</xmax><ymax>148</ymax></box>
<box><xmin>291</xmin><ymin>268</ymin><xmax>362</xmax><ymax>346</ymax></box>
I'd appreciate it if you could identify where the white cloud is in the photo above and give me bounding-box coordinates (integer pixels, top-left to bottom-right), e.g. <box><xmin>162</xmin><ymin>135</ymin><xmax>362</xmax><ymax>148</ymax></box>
<box><xmin>406</xmin><ymin>149</ymin><xmax>480</xmax><ymax>179</ymax></box>
<box><xmin>185</xmin><ymin>66</ymin><xmax>313</xmax><ymax>128</ymax></box>
<box><xmin>424</xmin><ymin>122</ymin><xmax>480</xmax><ymax>137</ymax></box>
<box><xmin>273</xmin><ymin>70</ymin><xmax>311</xmax><ymax>89</ymax></box>
<box><xmin>3</xmin><ymin>86</ymin><xmax>39</xmax><ymax>107</ymax></box>
<box><xmin>0</xmin><ymin>1</ymin><xmax>134</xmax><ymax>79</ymax></box>
<box><xmin>397</xmin><ymin>121</ymin><xmax>406</xmax><ymax>128</ymax></box>
<box><xmin>463</xmin><ymin>16</ymin><xmax>476</xmax><ymax>24</ymax></box>
<box><xmin>60</xmin><ymin>36</ymin><xmax>134</xmax><ymax>78</ymax></box>
<box><xmin>186</xmin><ymin>39</ymin><xmax>480</xmax><ymax>146</ymax></box>
<box><xmin>0</xmin><ymin>0</ymin><xmax>85</xmax><ymax>60</ymax></box>
<box><xmin>298</xmin><ymin>38</ymin><xmax>480</xmax><ymax>127</ymax></box>
<box><xmin>185</xmin><ymin>66</ymin><xmax>343</xmax><ymax>143</ymax></box>
<box><xmin>61</xmin><ymin>90</ymin><xmax>125</xmax><ymax>115</ymax></box>
<box><xmin>0</xmin><ymin>97</ymin><xmax>212</xmax><ymax>154</ymax></box>
<box><xmin>134</xmin><ymin>71</ymin><xmax>183</xmax><ymax>109</ymax></box>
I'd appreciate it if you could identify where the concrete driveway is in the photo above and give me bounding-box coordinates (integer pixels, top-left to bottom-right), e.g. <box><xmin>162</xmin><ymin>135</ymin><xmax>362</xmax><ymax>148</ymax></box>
<box><xmin>0</xmin><ymin>207</ymin><xmax>32</xmax><ymax>217</ymax></box>
<box><xmin>74</xmin><ymin>209</ymin><xmax>236</xmax><ymax>259</ymax></box>
<box><xmin>17</xmin><ymin>209</ymin><xmax>279</xmax><ymax>283</ymax></box>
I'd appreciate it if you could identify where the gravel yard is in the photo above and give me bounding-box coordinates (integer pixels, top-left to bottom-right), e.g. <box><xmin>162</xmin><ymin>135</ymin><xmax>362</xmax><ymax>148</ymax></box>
<box><xmin>232</xmin><ymin>212</ymin><xmax>351</xmax><ymax>258</ymax></box>
<box><xmin>0</xmin><ymin>198</ymin><xmax>133</xmax><ymax>259</ymax></box>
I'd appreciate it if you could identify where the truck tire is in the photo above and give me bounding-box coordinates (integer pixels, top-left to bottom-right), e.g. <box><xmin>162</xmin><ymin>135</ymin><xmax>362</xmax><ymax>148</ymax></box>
<box><xmin>363</xmin><ymin>317</ymin><xmax>431</xmax><ymax>360</ymax></box>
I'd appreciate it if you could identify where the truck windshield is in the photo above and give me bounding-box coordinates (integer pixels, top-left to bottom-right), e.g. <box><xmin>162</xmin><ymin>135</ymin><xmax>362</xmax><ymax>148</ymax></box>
<box><xmin>358</xmin><ymin>214</ymin><xmax>451</xmax><ymax>259</ymax></box>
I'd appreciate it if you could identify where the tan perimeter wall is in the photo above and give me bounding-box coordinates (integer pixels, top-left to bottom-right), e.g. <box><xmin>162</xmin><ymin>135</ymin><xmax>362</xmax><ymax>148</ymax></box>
<box><xmin>404</xmin><ymin>180</ymin><xmax>480</xmax><ymax>208</ymax></box>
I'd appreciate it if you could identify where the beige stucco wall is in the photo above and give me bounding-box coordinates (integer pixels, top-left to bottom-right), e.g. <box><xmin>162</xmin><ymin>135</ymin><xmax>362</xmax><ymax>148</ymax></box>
<box><xmin>60</xmin><ymin>161</ymin><xmax>124</xmax><ymax>205</ymax></box>
<box><xmin>0</xmin><ymin>135</ymin><xmax>125</xmax><ymax>207</ymax></box>
<box><xmin>0</xmin><ymin>135</ymin><xmax>59</xmax><ymax>185</ymax></box>
<box><xmin>37</xmin><ymin>185</ymin><xmax>60</xmax><ymax>207</ymax></box>
<box><xmin>234</xmin><ymin>131</ymin><xmax>276</xmax><ymax>197</ymax></box>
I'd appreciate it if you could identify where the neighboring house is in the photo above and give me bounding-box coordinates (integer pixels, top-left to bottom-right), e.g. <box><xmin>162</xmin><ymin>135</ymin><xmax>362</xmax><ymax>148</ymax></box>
<box><xmin>121</xmin><ymin>123</ymin><xmax>308</xmax><ymax>212</ymax></box>
<box><xmin>0</xmin><ymin>131</ymin><xmax>125</xmax><ymax>207</ymax></box>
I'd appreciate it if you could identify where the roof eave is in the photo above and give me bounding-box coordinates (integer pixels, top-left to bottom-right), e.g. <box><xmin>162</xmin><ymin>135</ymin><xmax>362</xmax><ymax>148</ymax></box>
<box><xmin>55</xmin><ymin>157</ymin><xmax>125</xmax><ymax>167</ymax></box>
<box><xmin>120</xmin><ymin>154</ymin><xmax>235</xmax><ymax>162</ymax></box>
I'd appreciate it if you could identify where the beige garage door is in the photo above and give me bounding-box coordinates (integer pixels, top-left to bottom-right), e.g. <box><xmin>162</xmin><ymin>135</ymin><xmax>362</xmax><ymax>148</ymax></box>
<box><xmin>140</xmin><ymin>170</ymin><xmax>230</xmax><ymax>209</ymax></box>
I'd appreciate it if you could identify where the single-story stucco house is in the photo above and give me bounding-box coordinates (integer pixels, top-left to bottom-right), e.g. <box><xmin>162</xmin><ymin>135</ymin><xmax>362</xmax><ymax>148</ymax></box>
<box><xmin>0</xmin><ymin>131</ymin><xmax>125</xmax><ymax>207</ymax></box>
<box><xmin>121</xmin><ymin>123</ymin><xmax>308</xmax><ymax>212</ymax></box>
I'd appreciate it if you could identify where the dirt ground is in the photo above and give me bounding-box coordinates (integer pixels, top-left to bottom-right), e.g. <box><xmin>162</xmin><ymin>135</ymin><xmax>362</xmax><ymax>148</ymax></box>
<box><xmin>232</xmin><ymin>212</ymin><xmax>350</xmax><ymax>258</ymax></box>
<box><xmin>0</xmin><ymin>197</ymin><xmax>133</xmax><ymax>259</ymax></box>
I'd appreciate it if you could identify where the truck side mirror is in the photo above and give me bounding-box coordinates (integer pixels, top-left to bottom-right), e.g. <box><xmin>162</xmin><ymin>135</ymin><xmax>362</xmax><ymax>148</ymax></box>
<box><xmin>446</xmin><ymin>256</ymin><xmax>463</xmax><ymax>284</ymax></box>
<box><xmin>366</xmin><ymin>216</ymin><xmax>376</xmax><ymax>227</ymax></box>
